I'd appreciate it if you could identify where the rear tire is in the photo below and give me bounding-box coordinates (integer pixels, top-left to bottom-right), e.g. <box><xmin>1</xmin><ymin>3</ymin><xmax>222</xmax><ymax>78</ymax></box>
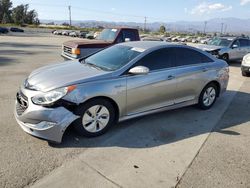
<box><xmin>242</xmin><ymin>71</ymin><xmax>249</xmax><ymax>77</ymax></box>
<box><xmin>198</xmin><ymin>83</ymin><xmax>218</xmax><ymax>110</ymax></box>
<box><xmin>72</xmin><ymin>99</ymin><xmax>116</xmax><ymax>137</ymax></box>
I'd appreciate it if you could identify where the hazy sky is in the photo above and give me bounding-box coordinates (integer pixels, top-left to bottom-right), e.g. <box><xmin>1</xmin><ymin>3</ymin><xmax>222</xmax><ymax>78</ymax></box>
<box><xmin>11</xmin><ymin>0</ymin><xmax>250</xmax><ymax>22</ymax></box>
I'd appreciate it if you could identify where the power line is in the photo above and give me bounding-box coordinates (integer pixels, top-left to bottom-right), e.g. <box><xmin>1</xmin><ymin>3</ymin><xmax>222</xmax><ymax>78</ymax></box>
<box><xmin>15</xmin><ymin>2</ymin><xmax>169</xmax><ymax>23</ymax></box>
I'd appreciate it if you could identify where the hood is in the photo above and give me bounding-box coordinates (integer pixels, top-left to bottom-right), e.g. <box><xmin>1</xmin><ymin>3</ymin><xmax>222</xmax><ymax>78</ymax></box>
<box><xmin>195</xmin><ymin>44</ymin><xmax>224</xmax><ymax>52</ymax></box>
<box><xmin>63</xmin><ymin>39</ymin><xmax>113</xmax><ymax>48</ymax></box>
<box><xmin>27</xmin><ymin>61</ymin><xmax>111</xmax><ymax>92</ymax></box>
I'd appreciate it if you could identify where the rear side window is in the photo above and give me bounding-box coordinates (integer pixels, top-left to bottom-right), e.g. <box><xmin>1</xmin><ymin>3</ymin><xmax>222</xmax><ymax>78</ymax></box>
<box><xmin>135</xmin><ymin>48</ymin><xmax>175</xmax><ymax>71</ymax></box>
<box><xmin>174</xmin><ymin>47</ymin><xmax>213</xmax><ymax>67</ymax></box>
<box><xmin>239</xmin><ymin>39</ymin><xmax>250</xmax><ymax>47</ymax></box>
<box><xmin>122</xmin><ymin>30</ymin><xmax>137</xmax><ymax>41</ymax></box>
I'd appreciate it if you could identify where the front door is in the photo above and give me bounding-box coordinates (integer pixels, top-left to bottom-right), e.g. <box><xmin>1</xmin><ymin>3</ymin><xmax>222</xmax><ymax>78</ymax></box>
<box><xmin>126</xmin><ymin>48</ymin><xmax>177</xmax><ymax>115</ymax></box>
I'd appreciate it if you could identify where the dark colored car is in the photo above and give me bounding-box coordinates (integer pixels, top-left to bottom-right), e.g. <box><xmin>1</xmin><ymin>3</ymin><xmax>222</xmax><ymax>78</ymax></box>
<box><xmin>0</xmin><ymin>27</ymin><xmax>9</xmax><ymax>34</ymax></box>
<box><xmin>10</xmin><ymin>27</ymin><xmax>24</xmax><ymax>32</ymax></box>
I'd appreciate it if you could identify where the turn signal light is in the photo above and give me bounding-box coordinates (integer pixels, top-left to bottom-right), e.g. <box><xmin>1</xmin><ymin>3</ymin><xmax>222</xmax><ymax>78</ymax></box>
<box><xmin>72</xmin><ymin>48</ymin><xmax>81</xmax><ymax>55</ymax></box>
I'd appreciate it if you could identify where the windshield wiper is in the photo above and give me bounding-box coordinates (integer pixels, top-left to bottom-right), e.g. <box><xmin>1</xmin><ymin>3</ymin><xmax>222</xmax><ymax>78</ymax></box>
<box><xmin>86</xmin><ymin>61</ymin><xmax>110</xmax><ymax>71</ymax></box>
<box><xmin>81</xmin><ymin>59</ymin><xmax>112</xmax><ymax>71</ymax></box>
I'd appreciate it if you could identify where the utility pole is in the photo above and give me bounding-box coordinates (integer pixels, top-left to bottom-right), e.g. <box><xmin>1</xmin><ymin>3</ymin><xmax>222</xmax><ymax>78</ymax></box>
<box><xmin>221</xmin><ymin>23</ymin><xmax>224</xmax><ymax>35</ymax></box>
<box><xmin>224</xmin><ymin>24</ymin><xmax>227</xmax><ymax>34</ymax></box>
<box><xmin>203</xmin><ymin>21</ymin><xmax>207</xmax><ymax>35</ymax></box>
<box><xmin>68</xmin><ymin>5</ymin><xmax>72</xmax><ymax>28</ymax></box>
<box><xmin>144</xmin><ymin>17</ymin><xmax>147</xmax><ymax>32</ymax></box>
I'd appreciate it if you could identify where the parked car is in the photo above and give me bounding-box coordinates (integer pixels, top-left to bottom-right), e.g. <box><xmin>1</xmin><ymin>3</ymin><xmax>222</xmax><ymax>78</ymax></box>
<box><xmin>86</xmin><ymin>31</ymin><xmax>95</xmax><ymax>39</ymax></box>
<box><xmin>61</xmin><ymin>27</ymin><xmax>140</xmax><ymax>60</ymax></box>
<box><xmin>78</xmin><ymin>31</ymin><xmax>88</xmax><ymax>38</ymax></box>
<box><xmin>69</xmin><ymin>31</ymin><xmax>77</xmax><ymax>37</ymax></box>
<box><xmin>192</xmin><ymin>37</ymin><xmax>201</xmax><ymax>43</ymax></box>
<box><xmin>14</xmin><ymin>41</ymin><xmax>229</xmax><ymax>143</ymax></box>
<box><xmin>200</xmin><ymin>38</ymin><xmax>211</xmax><ymax>44</ymax></box>
<box><xmin>53</xmin><ymin>30</ymin><xmax>62</xmax><ymax>35</ymax></box>
<box><xmin>62</xmin><ymin>30</ymin><xmax>71</xmax><ymax>36</ymax></box>
<box><xmin>195</xmin><ymin>37</ymin><xmax>250</xmax><ymax>62</ymax></box>
<box><xmin>241</xmin><ymin>53</ymin><xmax>250</xmax><ymax>76</ymax></box>
<box><xmin>164</xmin><ymin>36</ymin><xmax>172</xmax><ymax>42</ymax></box>
<box><xmin>94</xmin><ymin>31</ymin><xmax>100</xmax><ymax>38</ymax></box>
<box><xmin>10</xmin><ymin>27</ymin><xmax>24</xmax><ymax>32</ymax></box>
<box><xmin>141</xmin><ymin>36</ymin><xmax>164</xmax><ymax>41</ymax></box>
<box><xmin>180</xmin><ymin>36</ymin><xmax>191</xmax><ymax>42</ymax></box>
<box><xmin>0</xmin><ymin>27</ymin><xmax>9</xmax><ymax>34</ymax></box>
<box><xmin>171</xmin><ymin>36</ymin><xmax>181</xmax><ymax>42</ymax></box>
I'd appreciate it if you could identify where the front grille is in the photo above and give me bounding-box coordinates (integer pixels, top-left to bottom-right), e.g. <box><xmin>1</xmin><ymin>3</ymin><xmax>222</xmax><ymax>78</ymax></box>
<box><xmin>63</xmin><ymin>46</ymin><xmax>72</xmax><ymax>54</ymax></box>
<box><xmin>16</xmin><ymin>91</ymin><xmax>28</xmax><ymax>116</ymax></box>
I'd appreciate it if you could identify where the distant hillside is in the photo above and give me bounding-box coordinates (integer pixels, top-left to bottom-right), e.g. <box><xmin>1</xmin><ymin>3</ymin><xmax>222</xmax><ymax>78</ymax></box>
<box><xmin>41</xmin><ymin>17</ymin><xmax>250</xmax><ymax>34</ymax></box>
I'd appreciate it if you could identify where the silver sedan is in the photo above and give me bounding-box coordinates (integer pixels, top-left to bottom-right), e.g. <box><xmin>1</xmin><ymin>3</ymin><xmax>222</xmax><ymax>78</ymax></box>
<box><xmin>14</xmin><ymin>41</ymin><xmax>229</xmax><ymax>143</ymax></box>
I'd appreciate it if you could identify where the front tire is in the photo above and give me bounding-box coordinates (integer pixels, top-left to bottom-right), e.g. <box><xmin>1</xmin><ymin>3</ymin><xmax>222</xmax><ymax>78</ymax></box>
<box><xmin>198</xmin><ymin>83</ymin><xmax>218</xmax><ymax>110</ymax></box>
<box><xmin>221</xmin><ymin>54</ymin><xmax>229</xmax><ymax>62</ymax></box>
<box><xmin>73</xmin><ymin>99</ymin><xmax>116</xmax><ymax>137</ymax></box>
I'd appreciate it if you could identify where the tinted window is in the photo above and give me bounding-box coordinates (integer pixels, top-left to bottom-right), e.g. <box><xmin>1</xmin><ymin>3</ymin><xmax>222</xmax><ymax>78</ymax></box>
<box><xmin>135</xmin><ymin>48</ymin><xmax>174</xmax><ymax>71</ymax></box>
<box><xmin>122</xmin><ymin>30</ymin><xmax>137</xmax><ymax>41</ymax></box>
<box><xmin>175</xmin><ymin>47</ymin><xmax>212</xmax><ymax>66</ymax></box>
<box><xmin>239</xmin><ymin>39</ymin><xmax>250</xmax><ymax>47</ymax></box>
<box><xmin>232</xmin><ymin>40</ymin><xmax>240</xmax><ymax>47</ymax></box>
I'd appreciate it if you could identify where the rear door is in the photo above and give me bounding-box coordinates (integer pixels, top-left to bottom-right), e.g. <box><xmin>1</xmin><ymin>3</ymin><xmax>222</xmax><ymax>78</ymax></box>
<box><xmin>239</xmin><ymin>39</ymin><xmax>250</xmax><ymax>59</ymax></box>
<box><xmin>230</xmin><ymin>39</ymin><xmax>241</xmax><ymax>60</ymax></box>
<box><xmin>126</xmin><ymin>48</ymin><xmax>177</xmax><ymax>115</ymax></box>
<box><xmin>173</xmin><ymin>47</ymin><xmax>215</xmax><ymax>104</ymax></box>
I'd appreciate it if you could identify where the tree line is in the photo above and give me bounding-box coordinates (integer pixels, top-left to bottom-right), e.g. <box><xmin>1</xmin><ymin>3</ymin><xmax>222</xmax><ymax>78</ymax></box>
<box><xmin>0</xmin><ymin>0</ymin><xmax>39</xmax><ymax>25</ymax></box>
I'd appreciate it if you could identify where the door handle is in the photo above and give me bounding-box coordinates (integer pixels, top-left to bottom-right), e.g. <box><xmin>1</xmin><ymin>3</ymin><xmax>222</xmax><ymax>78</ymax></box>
<box><xmin>167</xmin><ymin>75</ymin><xmax>175</xmax><ymax>80</ymax></box>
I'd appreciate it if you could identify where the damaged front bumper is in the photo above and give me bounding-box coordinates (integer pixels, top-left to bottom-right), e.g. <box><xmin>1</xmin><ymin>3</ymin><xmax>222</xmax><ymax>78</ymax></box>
<box><xmin>14</xmin><ymin>88</ymin><xmax>79</xmax><ymax>143</ymax></box>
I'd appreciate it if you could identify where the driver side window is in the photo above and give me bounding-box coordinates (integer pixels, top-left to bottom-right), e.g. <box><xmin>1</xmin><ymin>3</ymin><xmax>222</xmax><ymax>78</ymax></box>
<box><xmin>232</xmin><ymin>40</ymin><xmax>240</xmax><ymax>47</ymax></box>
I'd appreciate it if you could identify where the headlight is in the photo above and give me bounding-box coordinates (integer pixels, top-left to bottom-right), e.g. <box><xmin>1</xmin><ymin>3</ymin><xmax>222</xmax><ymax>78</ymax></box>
<box><xmin>242</xmin><ymin>55</ymin><xmax>250</xmax><ymax>66</ymax></box>
<box><xmin>31</xmin><ymin>85</ymin><xmax>76</xmax><ymax>105</ymax></box>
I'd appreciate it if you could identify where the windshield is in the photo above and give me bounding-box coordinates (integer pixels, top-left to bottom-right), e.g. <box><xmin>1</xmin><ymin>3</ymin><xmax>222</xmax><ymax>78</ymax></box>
<box><xmin>96</xmin><ymin>29</ymin><xmax>118</xmax><ymax>41</ymax></box>
<box><xmin>208</xmin><ymin>38</ymin><xmax>232</xmax><ymax>47</ymax></box>
<box><xmin>83</xmin><ymin>45</ymin><xmax>142</xmax><ymax>71</ymax></box>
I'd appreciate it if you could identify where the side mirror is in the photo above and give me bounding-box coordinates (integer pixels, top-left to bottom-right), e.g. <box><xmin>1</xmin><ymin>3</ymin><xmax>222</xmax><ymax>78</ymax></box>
<box><xmin>128</xmin><ymin>66</ymin><xmax>149</xmax><ymax>75</ymax></box>
<box><xmin>232</xmin><ymin>44</ymin><xmax>238</xmax><ymax>49</ymax></box>
<box><xmin>125</xmin><ymin>38</ymin><xmax>131</xmax><ymax>42</ymax></box>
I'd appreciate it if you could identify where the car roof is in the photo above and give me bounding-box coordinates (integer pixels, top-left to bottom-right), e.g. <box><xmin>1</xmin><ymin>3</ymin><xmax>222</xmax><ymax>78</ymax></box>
<box><xmin>119</xmin><ymin>41</ymin><xmax>175</xmax><ymax>50</ymax></box>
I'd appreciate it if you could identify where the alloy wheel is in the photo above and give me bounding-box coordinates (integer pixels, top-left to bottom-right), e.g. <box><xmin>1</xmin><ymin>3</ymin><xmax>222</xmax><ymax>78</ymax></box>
<box><xmin>82</xmin><ymin>105</ymin><xmax>110</xmax><ymax>133</ymax></box>
<box><xmin>203</xmin><ymin>87</ymin><xmax>216</xmax><ymax>107</ymax></box>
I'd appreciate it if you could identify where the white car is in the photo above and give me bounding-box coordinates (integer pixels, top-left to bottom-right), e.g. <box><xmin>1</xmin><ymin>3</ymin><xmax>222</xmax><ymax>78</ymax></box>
<box><xmin>200</xmin><ymin>38</ymin><xmax>211</xmax><ymax>44</ymax></box>
<box><xmin>242</xmin><ymin>53</ymin><xmax>250</xmax><ymax>76</ymax></box>
<box><xmin>172</xmin><ymin>36</ymin><xmax>180</xmax><ymax>42</ymax></box>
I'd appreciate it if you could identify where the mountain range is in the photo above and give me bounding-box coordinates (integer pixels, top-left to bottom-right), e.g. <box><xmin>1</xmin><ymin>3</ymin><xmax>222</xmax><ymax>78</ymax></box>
<box><xmin>41</xmin><ymin>17</ymin><xmax>250</xmax><ymax>34</ymax></box>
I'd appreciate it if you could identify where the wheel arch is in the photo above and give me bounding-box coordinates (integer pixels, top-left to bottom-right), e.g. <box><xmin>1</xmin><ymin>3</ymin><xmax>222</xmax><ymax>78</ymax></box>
<box><xmin>220</xmin><ymin>53</ymin><xmax>229</xmax><ymax>61</ymax></box>
<box><xmin>204</xmin><ymin>80</ymin><xmax>221</xmax><ymax>97</ymax></box>
<box><xmin>79</xmin><ymin>96</ymin><xmax>120</xmax><ymax>123</ymax></box>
